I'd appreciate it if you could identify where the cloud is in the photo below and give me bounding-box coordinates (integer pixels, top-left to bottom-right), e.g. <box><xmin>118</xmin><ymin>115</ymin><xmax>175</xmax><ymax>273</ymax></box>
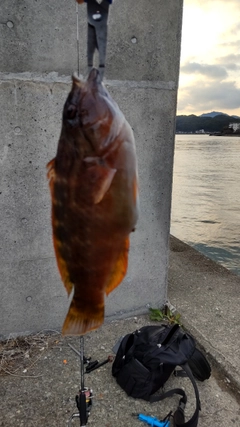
<box><xmin>186</xmin><ymin>0</ymin><xmax>239</xmax><ymax>5</ymax></box>
<box><xmin>217</xmin><ymin>54</ymin><xmax>240</xmax><ymax>63</ymax></box>
<box><xmin>215</xmin><ymin>54</ymin><xmax>240</xmax><ymax>71</ymax></box>
<box><xmin>223</xmin><ymin>22</ymin><xmax>240</xmax><ymax>35</ymax></box>
<box><xmin>181</xmin><ymin>62</ymin><xmax>228</xmax><ymax>79</ymax></box>
<box><xmin>178</xmin><ymin>80</ymin><xmax>240</xmax><ymax>113</ymax></box>
<box><xmin>219</xmin><ymin>39</ymin><xmax>240</xmax><ymax>48</ymax></box>
<box><xmin>220</xmin><ymin>22</ymin><xmax>240</xmax><ymax>46</ymax></box>
<box><xmin>224</xmin><ymin>64</ymin><xmax>240</xmax><ymax>71</ymax></box>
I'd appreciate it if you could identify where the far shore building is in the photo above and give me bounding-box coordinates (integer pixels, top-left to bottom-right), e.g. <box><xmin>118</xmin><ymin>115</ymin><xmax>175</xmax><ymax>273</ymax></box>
<box><xmin>229</xmin><ymin>123</ymin><xmax>240</xmax><ymax>133</ymax></box>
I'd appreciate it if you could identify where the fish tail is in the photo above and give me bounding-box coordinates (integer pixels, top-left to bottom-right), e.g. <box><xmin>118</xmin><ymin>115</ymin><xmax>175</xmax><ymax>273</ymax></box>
<box><xmin>62</xmin><ymin>298</ymin><xmax>104</xmax><ymax>336</ymax></box>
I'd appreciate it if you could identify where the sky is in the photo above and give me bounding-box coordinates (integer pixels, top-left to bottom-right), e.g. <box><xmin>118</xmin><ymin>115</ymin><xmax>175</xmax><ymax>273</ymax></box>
<box><xmin>177</xmin><ymin>0</ymin><xmax>240</xmax><ymax>116</ymax></box>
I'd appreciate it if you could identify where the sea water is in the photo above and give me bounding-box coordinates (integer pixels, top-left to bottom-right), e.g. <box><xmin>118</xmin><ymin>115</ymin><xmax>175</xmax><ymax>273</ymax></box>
<box><xmin>171</xmin><ymin>134</ymin><xmax>240</xmax><ymax>276</ymax></box>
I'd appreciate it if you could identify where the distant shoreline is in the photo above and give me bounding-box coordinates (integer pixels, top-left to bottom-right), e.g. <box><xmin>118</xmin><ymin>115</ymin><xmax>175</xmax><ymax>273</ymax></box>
<box><xmin>209</xmin><ymin>134</ymin><xmax>240</xmax><ymax>137</ymax></box>
<box><xmin>176</xmin><ymin>133</ymin><xmax>240</xmax><ymax>137</ymax></box>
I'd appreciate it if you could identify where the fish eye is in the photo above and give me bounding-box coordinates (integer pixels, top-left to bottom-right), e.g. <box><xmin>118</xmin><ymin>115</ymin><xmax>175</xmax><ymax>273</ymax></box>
<box><xmin>66</xmin><ymin>104</ymin><xmax>77</xmax><ymax>120</ymax></box>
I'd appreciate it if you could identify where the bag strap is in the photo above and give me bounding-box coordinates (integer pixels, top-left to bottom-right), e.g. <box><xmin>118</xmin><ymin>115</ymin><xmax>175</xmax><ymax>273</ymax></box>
<box><xmin>161</xmin><ymin>324</ymin><xmax>180</xmax><ymax>345</ymax></box>
<box><xmin>149</xmin><ymin>388</ymin><xmax>187</xmax><ymax>404</ymax></box>
<box><xmin>178</xmin><ymin>363</ymin><xmax>201</xmax><ymax>427</ymax></box>
<box><xmin>149</xmin><ymin>363</ymin><xmax>201</xmax><ymax>427</ymax></box>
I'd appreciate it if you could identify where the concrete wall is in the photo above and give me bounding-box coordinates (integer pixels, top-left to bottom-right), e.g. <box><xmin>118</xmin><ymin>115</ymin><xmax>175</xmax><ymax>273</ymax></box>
<box><xmin>0</xmin><ymin>0</ymin><xmax>183</xmax><ymax>338</ymax></box>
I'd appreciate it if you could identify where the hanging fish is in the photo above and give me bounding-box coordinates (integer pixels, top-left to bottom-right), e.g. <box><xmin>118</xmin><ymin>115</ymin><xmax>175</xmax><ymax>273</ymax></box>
<box><xmin>47</xmin><ymin>68</ymin><xmax>139</xmax><ymax>335</ymax></box>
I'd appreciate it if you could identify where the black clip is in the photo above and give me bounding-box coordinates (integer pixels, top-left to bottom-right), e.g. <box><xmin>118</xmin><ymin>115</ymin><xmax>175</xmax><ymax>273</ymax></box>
<box><xmin>85</xmin><ymin>360</ymin><xmax>99</xmax><ymax>373</ymax></box>
<box><xmin>85</xmin><ymin>355</ymin><xmax>114</xmax><ymax>373</ymax></box>
<box><xmin>87</xmin><ymin>0</ymin><xmax>111</xmax><ymax>78</ymax></box>
<box><xmin>173</xmin><ymin>398</ymin><xmax>186</xmax><ymax>426</ymax></box>
<box><xmin>178</xmin><ymin>397</ymin><xmax>186</xmax><ymax>411</ymax></box>
<box><xmin>162</xmin><ymin>411</ymin><xmax>172</xmax><ymax>422</ymax></box>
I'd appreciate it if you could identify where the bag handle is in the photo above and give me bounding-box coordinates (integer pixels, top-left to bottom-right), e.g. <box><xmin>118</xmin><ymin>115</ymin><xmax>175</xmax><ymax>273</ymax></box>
<box><xmin>161</xmin><ymin>324</ymin><xmax>179</xmax><ymax>346</ymax></box>
<box><xmin>149</xmin><ymin>363</ymin><xmax>201</xmax><ymax>427</ymax></box>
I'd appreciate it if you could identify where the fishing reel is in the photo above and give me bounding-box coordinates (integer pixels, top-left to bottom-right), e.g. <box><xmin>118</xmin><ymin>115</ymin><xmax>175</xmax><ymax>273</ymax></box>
<box><xmin>68</xmin><ymin>386</ymin><xmax>93</xmax><ymax>426</ymax></box>
<box><xmin>67</xmin><ymin>336</ymin><xmax>93</xmax><ymax>427</ymax></box>
<box><xmin>75</xmin><ymin>387</ymin><xmax>93</xmax><ymax>425</ymax></box>
<box><xmin>68</xmin><ymin>336</ymin><xmax>113</xmax><ymax>426</ymax></box>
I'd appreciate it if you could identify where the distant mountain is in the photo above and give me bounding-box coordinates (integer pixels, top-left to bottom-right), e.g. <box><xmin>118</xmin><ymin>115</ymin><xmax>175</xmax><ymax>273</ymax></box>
<box><xmin>176</xmin><ymin>113</ymin><xmax>240</xmax><ymax>133</ymax></box>
<box><xmin>200</xmin><ymin>111</ymin><xmax>240</xmax><ymax>119</ymax></box>
<box><xmin>200</xmin><ymin>111</ymin><xmax>227</xmax><ymax>118</ymax></box>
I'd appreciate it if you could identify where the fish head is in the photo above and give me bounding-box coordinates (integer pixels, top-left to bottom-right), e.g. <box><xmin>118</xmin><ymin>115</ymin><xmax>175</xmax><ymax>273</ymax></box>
<box><xmin>62</xmin><ymin>68</ymin><xmax>124</xmax><ymax>154</ymax></box>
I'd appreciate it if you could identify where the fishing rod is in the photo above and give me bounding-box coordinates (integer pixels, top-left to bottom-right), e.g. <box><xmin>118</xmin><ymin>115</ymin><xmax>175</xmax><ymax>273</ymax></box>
<box><xmin>68</xmin><ymin>337</ymin><xmax>114</xmax><ymax>425</ymax></box>
<box><xmin>68</xmin><ymin>2</ymin><xmax>113</xmax><ymax>424</ymax></box>
<box><xmin>68</xmin><ymin>336</ymin><xmax>93</xmax><ymax>426</ymax></box>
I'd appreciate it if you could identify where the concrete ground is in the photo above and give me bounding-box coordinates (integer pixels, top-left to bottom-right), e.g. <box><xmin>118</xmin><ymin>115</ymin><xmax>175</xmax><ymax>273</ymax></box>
<box><xmin>1</xmin><ymin>236</ymin><xmax>240</xmax><ymax>426</ymax></box>
<box><xmin>168</xmin><ymin>235</ymin><xmax>240</xmax><ymax>395</ymax></box>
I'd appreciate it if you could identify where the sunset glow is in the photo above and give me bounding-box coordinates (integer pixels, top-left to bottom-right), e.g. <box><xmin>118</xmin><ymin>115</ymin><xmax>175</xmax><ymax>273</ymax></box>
<box><xmin>178</xmin><ymin>0</ymin><xmax>240</xmax><ymax>116</ymax></box>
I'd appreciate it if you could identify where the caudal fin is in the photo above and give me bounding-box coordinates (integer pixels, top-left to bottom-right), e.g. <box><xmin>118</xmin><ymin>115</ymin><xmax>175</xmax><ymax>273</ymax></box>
<box><xmin>62</xmin><ymin>299</ymin><xmax>104</xmax><ymax>336</ymax></box>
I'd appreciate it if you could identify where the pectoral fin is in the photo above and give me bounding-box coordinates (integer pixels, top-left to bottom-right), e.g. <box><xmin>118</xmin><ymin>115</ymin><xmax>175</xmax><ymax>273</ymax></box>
<box><xmin>105</xmin><ymin>237</ymin><xmax>130</xmax><ymax>296</ymax></box>
<box><xmin>84</xmin><ymin>157</ymin><xmax>116</xmax><ymax>204</ymax></box>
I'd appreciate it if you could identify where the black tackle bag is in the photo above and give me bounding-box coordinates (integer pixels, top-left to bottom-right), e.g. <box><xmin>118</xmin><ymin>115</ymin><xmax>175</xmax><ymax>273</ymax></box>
<box><xmin>112</xmin><ymin>324</ymin><xmax>211</xmax><ymax>427</ymax></box>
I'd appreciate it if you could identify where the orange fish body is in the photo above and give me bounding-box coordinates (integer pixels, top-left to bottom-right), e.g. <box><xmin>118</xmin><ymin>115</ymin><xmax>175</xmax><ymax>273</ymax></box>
<box><xmin>47</xmin><ymin>69</ymin><xmax>138</xmax><ymax>335</ymax></box>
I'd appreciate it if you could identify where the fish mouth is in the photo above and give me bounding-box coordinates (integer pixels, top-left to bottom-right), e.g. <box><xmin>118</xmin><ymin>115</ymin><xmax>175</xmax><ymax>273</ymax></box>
<box><xmin>72</xmin><ymin>72</ymin><xmax>84</xmax><ymax>87</ymax></box>
<box><xmin>87</xmin><ymin>68</ymin><xmax>101</xmax><ymax>85</ymax></box>
<box><xmin>72</xmin><ymin>68</ymin><xmax>101</xmax><ymax>88</ymax></box>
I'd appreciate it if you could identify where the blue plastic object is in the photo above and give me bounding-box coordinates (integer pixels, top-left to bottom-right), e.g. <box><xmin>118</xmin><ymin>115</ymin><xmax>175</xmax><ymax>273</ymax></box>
<box><xmin>138</xmin><ymin>414</ymin><xmax>170</xmax><ymax>427</ymax></box>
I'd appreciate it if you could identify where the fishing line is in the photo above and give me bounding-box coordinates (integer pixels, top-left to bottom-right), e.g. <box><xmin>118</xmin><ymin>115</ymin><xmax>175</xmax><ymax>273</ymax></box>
<box><xmin>76</xmin><ymin>3</ymin><xmax>80</xmax><ymax>76</ymax></box>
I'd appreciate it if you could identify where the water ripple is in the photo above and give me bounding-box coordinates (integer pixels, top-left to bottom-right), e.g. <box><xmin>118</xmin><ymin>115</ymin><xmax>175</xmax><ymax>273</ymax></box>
<box><xmin>171</xmin><ymin>134</ymin><xmax>240</xmax><ymax>276</ymax></box>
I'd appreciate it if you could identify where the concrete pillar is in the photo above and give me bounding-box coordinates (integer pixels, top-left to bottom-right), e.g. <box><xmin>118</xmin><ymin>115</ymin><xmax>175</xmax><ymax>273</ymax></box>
<box><xmin>0</xmin><ymin>0</ymin><xmax>183</xmax><ymax>338</ymax></box>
